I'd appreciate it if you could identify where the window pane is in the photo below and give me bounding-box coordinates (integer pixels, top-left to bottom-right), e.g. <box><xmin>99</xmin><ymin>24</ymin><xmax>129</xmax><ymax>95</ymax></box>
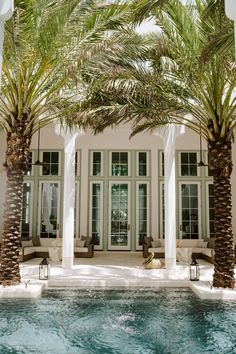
<box><xmin>112</xmin><ymin>152</ymin><xmax>128</xmax><ymax>176</ymax></box>
<box><xmin>181</xmin><ymin>153</ymin><xmax>188</xmax><ymax>164</ymax></box>
<box><xmin>42</xmin><ymin>152</ymin><xmax>59</xmax><ymax>176</ymax></box>
<box><xmin>51</xmin><ymin>152</ymin><xmax>59</xmax><ymax>163</ymax></box>
<box><xmin>91</xmin><ymin>183</ymin><xmax>101</xmax><ymax>245</ymax></box>
<box><xmin>189</xmin><ymin>153</ymin><xmax>197</xmax><ymax>163</ymax></box>
<box><xmin>180</xmin><ymin>152</ymin><xmax>197</xmax><ymax>176</ymax></box>
<box><xmin>43</xmin><ymin>152</ymin><xmax>50</xmax><ymax>163</ymax></box>
<box><xmin>93</xmin><ymin>152</ymin><xmax>101</xmax><ymax>176</ymax></box>
<box><xmin>138</xmin><ymin>152</ymin><xmax>147</xmax><ymax>176</ymax></box>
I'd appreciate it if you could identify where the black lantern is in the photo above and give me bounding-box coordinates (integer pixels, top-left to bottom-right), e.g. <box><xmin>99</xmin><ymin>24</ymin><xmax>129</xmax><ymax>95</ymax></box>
<box><xmin>189</xmin><ymin>257</ymin><xmax>200</xmax><ymax>281</ymax></box>
<box><xmin>39</xmin><ymin>258</ymin><xmax>50</xmax><ymax>280</ymax></box>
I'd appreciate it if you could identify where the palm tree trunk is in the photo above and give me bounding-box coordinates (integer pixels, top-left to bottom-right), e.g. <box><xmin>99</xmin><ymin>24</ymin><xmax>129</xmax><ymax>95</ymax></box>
<box><xmin>209</xmin><ymin>139</ymin><xmax>235</xmax><ymax>288</ymax></box>
<box><xmin>0</xmin><ymin>169</ymin><xmax>24</xmax><ymax>286</ymax></box>
<box><xmin>0</xmin><ymin>125</ymin><xmax>31</xmax><ymax>286</ymax></box>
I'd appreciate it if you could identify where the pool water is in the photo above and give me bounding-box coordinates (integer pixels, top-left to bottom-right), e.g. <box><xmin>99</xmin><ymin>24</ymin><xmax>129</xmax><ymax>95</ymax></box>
<box><xmin>0</xmin><ymin>288</ymin><xmax>236</xmax><ymax>354</ymax></box>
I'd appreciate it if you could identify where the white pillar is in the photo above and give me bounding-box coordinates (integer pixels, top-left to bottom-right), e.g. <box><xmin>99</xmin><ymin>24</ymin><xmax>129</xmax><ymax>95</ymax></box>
<box><xmin>155</xmin><ymin>125</ymin><xmax>185</xmax><ymax>269</ymax></box>
<box><xmin>55</xmin><ymin>124</ymin><xmax>84</xmax><ymax>269</ymax></box>
<box><xmin>225</xmin><ymin>0</ymin><xmax>236</xmax><ymax>56</ymax></box>
<box><xmin>0</xmin><ymin>0</ymin><xmax>14</xmax><ymax>75</ymax></box>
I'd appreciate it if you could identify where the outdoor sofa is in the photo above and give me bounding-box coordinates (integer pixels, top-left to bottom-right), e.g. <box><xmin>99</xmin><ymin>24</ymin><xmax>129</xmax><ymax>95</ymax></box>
<box><xmin>19</xmin><ymin>236</ymin><xmax>94</xmax><ymax>262</ymax></box>
<box><xmin>143</xmin><ymin>237</ymin><xmax>216</xmax><ymax>263</ymax></box>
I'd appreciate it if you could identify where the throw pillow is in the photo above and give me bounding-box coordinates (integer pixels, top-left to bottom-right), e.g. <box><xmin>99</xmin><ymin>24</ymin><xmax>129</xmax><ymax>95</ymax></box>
<box><xmin>144</xmin><ymin>236</ymin><xmax>153</xmax><ymax>248</ymax></box>
<box><xmin>21</xmin><ymin>240</ymin><xmax>33</xmax><ymax>248</ymax></box>
<box><xmin>32</xmin><ymin>236</ymin><xmax>41</xmax><ymax>246</ymax></box>
<box><xmin>151</xmin><ymin>240</ymin><xmax>161</xmax><ymax>248</ymax></box>
<box><xmin>81</xmin><ymin>236</ymin><xmax>92</xmax><ymax>246</ymax></box>
<box><xmin>207</xmin><ymin>238</ymin><xmax>215</xmax><ymax>249</ymax></box>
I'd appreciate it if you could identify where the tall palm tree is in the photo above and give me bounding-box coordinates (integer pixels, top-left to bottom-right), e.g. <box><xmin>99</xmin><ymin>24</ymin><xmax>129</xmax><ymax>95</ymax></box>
<box><xmin>84</xmin><ymin>0</ymin><xmax>236</xmax><ymax>288</ymax></box>
<box><xmin>0</xmin><ymin>0</ymin><xmax>131</xmax><ymax>286</ymax></box>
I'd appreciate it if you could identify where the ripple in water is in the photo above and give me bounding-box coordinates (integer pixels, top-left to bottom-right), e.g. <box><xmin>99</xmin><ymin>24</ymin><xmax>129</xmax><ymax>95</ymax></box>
<box><xmin>0</xmin><ymin>288</ymin><xmax>236</xmax><ymax>354</ymax></box>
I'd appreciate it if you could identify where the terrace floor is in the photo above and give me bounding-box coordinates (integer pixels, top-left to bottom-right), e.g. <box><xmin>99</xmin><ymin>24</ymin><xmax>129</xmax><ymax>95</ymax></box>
<box><xmin>1</xmin><ymin>251</ymin><xmax>236</xmax><ymax>300</ymax></box>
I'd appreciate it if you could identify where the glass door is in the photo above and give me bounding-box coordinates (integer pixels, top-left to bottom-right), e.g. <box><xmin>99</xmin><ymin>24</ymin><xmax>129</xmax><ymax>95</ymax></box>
<box><xmin>108</xmin><ymin>182</ymin><xmax>130</xmax><ymax>250</ymax></box>
<box><xmin>179</xmin><ymin>182</ymin><xmax>201</xmax><ymax>239</ymax></box>
<box><xmin>38</xmin><ymin>182</ymin><xmax>60</xmax><ymax>238</ymax></box>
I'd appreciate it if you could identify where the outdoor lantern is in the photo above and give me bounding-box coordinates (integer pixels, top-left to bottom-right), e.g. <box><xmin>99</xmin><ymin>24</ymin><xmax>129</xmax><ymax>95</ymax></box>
<box><xmin>39</xmin><ymin>257</ymin><xmax>50</xmax><ymax>280</ymax></box>
<box><xmin>189</xmin><ymin>257</ymin><xmax>200</xmax><ymax>281</ymax></box>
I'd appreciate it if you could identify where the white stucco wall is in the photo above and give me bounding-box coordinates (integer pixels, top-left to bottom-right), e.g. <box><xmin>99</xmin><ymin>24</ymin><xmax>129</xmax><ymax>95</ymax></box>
<box><xmin>0</xmin><ymin>122</ymin><xmax>235</xmax><ymax>243</ymax></box>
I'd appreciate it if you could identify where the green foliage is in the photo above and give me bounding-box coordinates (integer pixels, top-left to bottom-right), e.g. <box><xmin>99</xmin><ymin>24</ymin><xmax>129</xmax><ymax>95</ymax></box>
<box><xmin>83</xmin><ymin>0</ymin><xmax>236</xmax><ymax>143</ymax></box>
<box><xmin>0</xmin><ymin>0</ymin><xmax>132</xmax><ymax>135</ymax></box>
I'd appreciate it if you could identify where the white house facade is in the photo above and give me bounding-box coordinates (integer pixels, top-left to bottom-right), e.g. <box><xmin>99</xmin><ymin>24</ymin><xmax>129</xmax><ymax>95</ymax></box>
<box><xmin>0</xmin><ymin>122</ymin><xmax>236</xmax><ymax>258</ymax></box>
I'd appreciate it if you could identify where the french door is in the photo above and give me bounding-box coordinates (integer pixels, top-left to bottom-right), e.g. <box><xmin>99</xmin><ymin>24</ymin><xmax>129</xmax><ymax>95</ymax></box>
<box><xmin>108</xmin><ymin>182</ymin><xmax>131</xmax><ymax>250</ymax></box>
<box><xmin>179</xmin><ymin>182</ymin><xmax>201</xmax><ymax>239</ymax></box>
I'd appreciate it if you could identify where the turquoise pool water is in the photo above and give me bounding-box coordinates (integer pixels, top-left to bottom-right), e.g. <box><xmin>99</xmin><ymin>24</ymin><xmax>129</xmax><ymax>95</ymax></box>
<box><xmin>0</xmin><ymin>288</ymin><xmax>236</xmax><ymax>354</ymax></box>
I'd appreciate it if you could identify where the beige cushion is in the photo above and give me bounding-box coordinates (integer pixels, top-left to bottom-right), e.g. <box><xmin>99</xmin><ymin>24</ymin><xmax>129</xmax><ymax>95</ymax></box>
<box><xmin>74</xmin><ymin>247</ymin><xmax>88</xmax><ymax>253</ymax></box>
<box><xmin>34</xmin><ymin>246</ymin><xmax>50</xmax><ymax>253</ymax></box>
<box><xmin>75</xmin><ymin>239</ymin><xmax>86</xmax><ymax>247</ymax></box>
<box><xmin>22</xmin><ymin>247</ymin><xmax>35</xmax><ymax>255</ymax></box>
<box><xmin>21</xmin><ymin>240</ymin><xmax>33</xmax><ymax>248</ymax></box>
<box><xmin>148</xmin><ymin>247</ymin><xmax>165</xmax><ymax>253</ymax></box>
<box><xmin>196</xmin><ymin>240</ymin><xmax>208</xmax><ymax>248</ymax></box>
<box><xmin>151</xmin><ymin>240</ymin><xmax>162</xmax><ymax>248</ymax></box>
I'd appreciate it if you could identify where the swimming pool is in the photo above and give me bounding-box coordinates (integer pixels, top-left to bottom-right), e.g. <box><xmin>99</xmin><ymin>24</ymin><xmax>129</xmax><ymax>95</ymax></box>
<box><xmin>0</xmin><ymin>288</ymin><xmax>236</xmax><ymax>354</ymax></box>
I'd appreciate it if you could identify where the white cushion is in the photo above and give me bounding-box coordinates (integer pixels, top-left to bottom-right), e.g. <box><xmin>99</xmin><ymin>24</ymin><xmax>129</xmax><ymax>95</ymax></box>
<box><xmin>22</xmin><ymin>247</ymin><xmax>35</xmax><ymax>255</ymax></box>
<box><xmin>180</xmin><ymin>240</ymin><xmax>198</xmax><ymax>248</ymax></box>
<box><xmin>196</xmin><ymin>240</ymin><xmax>208</xmax><ymax>248</ymax></box>
<box><xmin>21</xmin><ymin>240</ymin><xmax>33</xmax><ymax>247</ymax></box>
<box><xmin>34</xmin><ymin>246</ymin><xmax>50</xmax><ymax>253</ymax></box>
<box><xmin>40</xmin><ymin>239</ymin><xmax>55</xmax><ymax>247</ymax></box>
<box><xmin>148</xmin><ymin>247</ymin><xmax>165</xmax><ymax>253</ymax></box>
<box><xmin>74</xmin><ymin>247</ymin><xmax>88</xmax><ymax>253</ymax></box>
<box><xmin>151</xmin><ymin>240</ymin><xmax>162</xmax><ymax>248</ymax></box>
<box><xmin>75</xmin><ymin>239</ymin><xmax>86</xmax><ymax>247</ymax></box>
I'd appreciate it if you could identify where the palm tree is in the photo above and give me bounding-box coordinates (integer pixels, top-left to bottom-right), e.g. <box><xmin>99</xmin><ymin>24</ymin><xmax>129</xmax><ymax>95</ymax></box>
<box><xmin>0</xmin><ymin>0</ymin><xmax>131</xmax><ymax>286</ymax></box>
<box><xmin>84</xmin><ymin>0</ymin><xmax>236</xmax><ymax>288</ymax></box>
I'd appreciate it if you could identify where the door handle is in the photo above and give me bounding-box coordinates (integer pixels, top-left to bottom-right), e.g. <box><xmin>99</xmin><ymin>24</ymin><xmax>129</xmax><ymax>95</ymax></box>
<box><xmin>127</xmin><ymin>224</ymin><xmax>131</xmax><ymax>230</ymax></box>
<box><xmin>179</xmin><ymin>224</ymin><xmax>182</xmax><ymax>231</ymax></box>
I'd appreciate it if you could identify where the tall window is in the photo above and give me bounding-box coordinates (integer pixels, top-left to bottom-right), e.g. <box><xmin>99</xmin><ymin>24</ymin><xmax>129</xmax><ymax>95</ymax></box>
<box><xmin>91</xmin><ymin>183</ymin><xmax>102</xmax><ymax>245</ymax></box>
<box><xmin>180</xmin><ymin>152</ymin><xmax>197</xmax><ymax>176</ymax></box>
<box><xmin>138</xmin><ymin>152</ymin><xmax>148</xmax><ymax>176</ymax></box>
<box><xmin>111</xmin><ymin>152</ymin><xmax>128</xmax><ymax>176</ymax></box>
<box><xmin>137</xmin><ymin>183</ymin><xmax>149</xmax><ymax>246</ymax></box>
<box><xmin>208</xmin><ymin>183</ymin><xmax>215</xmax><ymax>237</ymax></box>
<box><xmin>161</xmin><ymin>183</ymin><xmax>165</xmax><ymax>238</ymax></box>
<box><xmin>21</xmin><ymin>182</ymin><xmax>32</xmax><ymax>237</ymax></box>
<box><xmin>75</xmin><ymin>151</ymin><xmax>80</xmax><ymax>176</ymax></box>
<box><xmin>160</xmin><ymin>151</ymin><xmax>165</xmax><ymax>176</ymax></box>
<box><xmin>42</xmin><ymin>152</ymin><xmax>59</xmax><ymax>175</ymax></box>
<box><xmin>40</xmin><ymin>182</ymin><xmax>59</xmax><ymax>238</ymax></box>
<box><xmin>92</xmin><ymin>152</ymin><xmax>102</xmax><ymax>176</ymax></box>
<box><xmin>181</xmin><ymin>183</ymin><xmax>199</xmax><ymax>239</ymax></box>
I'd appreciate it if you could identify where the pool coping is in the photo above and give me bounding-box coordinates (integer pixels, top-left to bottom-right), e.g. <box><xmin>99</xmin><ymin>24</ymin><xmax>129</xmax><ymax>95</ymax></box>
<box><xmin>0</xmin><ymin>256</ymin><xmax>236</xmax><ymax>300</ymax></box>
<box><xmin>0</xmin><ymin>279</ymin><xmax>236</xmax><ymax>300</ymax></box>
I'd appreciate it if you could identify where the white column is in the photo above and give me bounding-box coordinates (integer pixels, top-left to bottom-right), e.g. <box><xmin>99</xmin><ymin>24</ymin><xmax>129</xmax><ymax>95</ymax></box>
<box><xmin>225</xmin><ymin>0</ymin><xmax>236</xmax><ymax>56</ymax></box>
<box><xmin>0</xmin><ymin>0</ymin><xmax>14</xmax><ymax>75</ymax></box>
<box><xmin>150</xmin><ymin>146</ymin><xmax>159</xmax><ymax>238</ymax></box>
<box><xmin>155</xmin><ymin>125</ymin><xmax>185</xmax><ymax>269</ymax></box>
<box><xmin>55</xmin><ymin>124</ymin><xmax>84</xmax><ymax>269</ymax></box>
